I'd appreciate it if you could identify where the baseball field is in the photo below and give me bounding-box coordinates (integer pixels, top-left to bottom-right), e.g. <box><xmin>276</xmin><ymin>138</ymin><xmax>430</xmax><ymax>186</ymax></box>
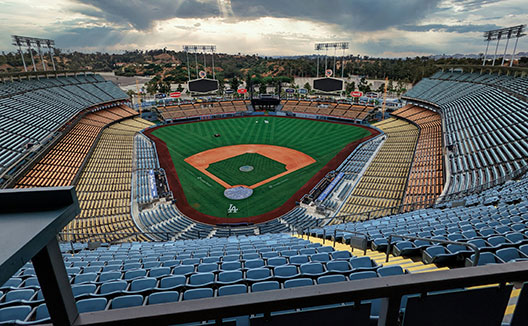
<box><xmin>149</xmin><ymin>116</ymin><xmax>373</xmax><ymax>220</ymax></box>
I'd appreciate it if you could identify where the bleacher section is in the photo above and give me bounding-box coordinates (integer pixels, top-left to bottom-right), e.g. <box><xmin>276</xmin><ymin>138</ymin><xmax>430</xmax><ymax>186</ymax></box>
<box><xmin>64</xmin><ymin>118</ymin><xmax>154</xmax><ymax>243</ymax></box>
<box><xmin>403</xmin><ymin>72</ymin><xmax>528</xmax><ymax>195</ymax></box>
<box><xmin>283</xmin><ymin>100</ymin><xmax>372</xmax><ymax>121</ymax></box>
<box><xmin>157</xmin><ymin>101</ymin><xmax>249</xmax><ymax>121</ymax></box>
<box><xmin>0</xmin><ymin>75</ymin><xmax>128</xmax><ymax>177</ymax></box>
<box><xmin>14</xmin><ymin>106</ymin><xmax>137</xmax><ymax>188</ymax></box>
<box><xmin>392</xmin><ymin>105</ymin><xmax>444</xmax><ymax>209</ymax></box>
<box><xmin>335</xmin><ymin>118</ymin><xmax>419</xmax><ymax>221</ymax></box>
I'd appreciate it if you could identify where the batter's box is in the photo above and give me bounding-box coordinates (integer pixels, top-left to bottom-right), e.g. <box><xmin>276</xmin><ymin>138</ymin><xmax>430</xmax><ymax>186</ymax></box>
<box><xmin>184</xmin><ymin>144</ymin><xmax>316</xmax><ymax>190</ymax></box>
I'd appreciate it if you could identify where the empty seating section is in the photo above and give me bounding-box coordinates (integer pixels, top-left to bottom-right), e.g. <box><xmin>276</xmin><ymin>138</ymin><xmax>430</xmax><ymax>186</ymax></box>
<box><xmin>2</xmin><ymin>233</ymin><xmax>403</xmax><ymax>324</ymax></box>
<box><xmin>158</xmin><ymin>101</ymin><xmax>248</xmax><ymax>120</ymax></box>
<box><xmin>428</xmin><ymin>70</ymin><xmax>528</xmax><ymax>98</ymax></box>
<box><xmin>15</xmin><ymin>106</ymin><xmax>137</xmax><ymax>188</ymax></box>
<box><xmin>0</xmin><ymin>75</ymin><xmax>128</xmax><ymax>175</ymax></box>
<box><xmin>404</xmin><ymin>72</ymin><xmax>528</xmax><ymax>194</ymax></box>
<box><xmin>284</xmin><ymin>100</ymin><xmax>372</xmax><ymax>121</ymax></box>
<box><xmin>336</xmin><ymin>118</ymin><xmax>418</xmax><ymax>221</ymax></box>
<box><xmin>65</xmin><ymin>118</ymin><xmax>154</xmax><ymax>243</ymax></box>
<box><xmin>313</xmin><ymin>172</ymin><xmax>528</xmax><ymax>268</ymax></box>
<box><xmin>392</xmin><ymin>106</ymin><xmax>444</xmax><ymax>208</ymax></box>
<box><xmin>319</xmin><ymin>136</ymin><xmax>384</xmax><ymax>211</ymax></box>
<box><xmin>134</xmin><ymin>134</ymin><xmax>161</xmax><ymax>205</ymax></box>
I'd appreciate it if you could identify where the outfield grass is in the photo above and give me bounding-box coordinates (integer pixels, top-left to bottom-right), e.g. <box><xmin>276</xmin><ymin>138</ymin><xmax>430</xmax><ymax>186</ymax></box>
<box><xmin>206</xmin><ymin>153</ymin><xmax>286</xmax><ymax>186</ymax></box>
<box><xmin>152</xmin><ymin>116</ymin><xmax>371</xmax><ymax>218</ymax></box>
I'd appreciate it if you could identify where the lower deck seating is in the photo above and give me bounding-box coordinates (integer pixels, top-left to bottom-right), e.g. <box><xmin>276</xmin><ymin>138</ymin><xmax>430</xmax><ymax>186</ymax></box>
<box><xmin>392</xmin><ymin>105</ymin><xmax>444</xmax><ymax>209</ymax></box>
<box><xmin>14</xmin><ymin>106</ymin><xmax>137</xmax><ymax>188</ymax></box>
<box><xmin>335</xmin><ymin>118</ymin><xmax>418</xmax><ymax>221</ymax></box>
<box><xmin>64</xmin><ymin>118</ymin><xmax>154</xmax><ymax>243</ymax></box>
<box><xmin>158</xmin><ymin>101</ymin><xmax>248</xmax><ymax>120</ymax></box>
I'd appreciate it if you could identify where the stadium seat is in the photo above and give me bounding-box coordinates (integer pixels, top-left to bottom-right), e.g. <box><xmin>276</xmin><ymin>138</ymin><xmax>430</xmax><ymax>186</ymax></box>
<box><xmin>350</xmin><ymin>257</ymin><xmax>379</xmax><ymax>272</ymax></box>
<box><xmin>147</xmin><ymin>291</ymin><xmax>179</xmax><ymax>305</ymax></box>
<box><xmin>158</xmin><ymin>275</ymin><xmax>186</xmax><ymax>290</ymax></box>
<box><xmin>98</xmin><ymin>280</ymin><xmax>128</xmax><ymax>296</ymax></box>
<box><xmin>325</xmin><ymin>261</ymin><xmax>353</xmax><ymax>275</ymax></box>
<box><xmin>0</xmin><ymin>305</ymin><xmax>31</xmax><ymax>323</ymax></box>
<box><xmin>495</xmin><ymin>248</ymin><xmax>528</xmax><ymax>263</ymax></box>
<box><xmin>289</xmin><ymin>255</ymin><xmax>309</xmax><ymax>266</ymax></box>
<box><xmin>111</xmin><ymin>295</ymin><xmax>144</xmax><ymax>309</ymax></box>
<box><xmin>273</xmin><ymin>265</ymin><xmax>300</xmax><ymax>280</ymax></box>
<box><xmin>77</xmin><ymin>298</ymin><xmax>108</xmax><ymax>313</ymax></box>
<box><xmin>299</xmin><ymin>263</ymin><xmax>327</xmax><ymax>278</ymax></box>
<box><xmin>183</xmin><ymin>288</ymin><xmax>213</xmax><ymax>301</ymax></box>
<box><xmin>251</xmin><ymin>281</ymin><xmax>280</xmax><ymax>292</ymax></box>
<box><xmin>465</xmin><ymin>252</ymin><xmax>505</xmax><ymax>266</ymax></box>
<box><xmin>218</xmin><ymin>284</ymin><xmax>247</xmax><ymax>296</ymax></box>
<box><xmin>188</xmin><ymin>273</ymin><xmax>215</xmax><ymax>288</ymax></box>
<box><xmin>317</xmin><ymin>274</ymin><xmax>347</xmax><ymax>284</ymax></box>
<box><xmin>246</xmin><ymin>268</ymin><xmax>273</xmax><ymax>283</ymax></box>
<box><xmin>284</xmin><ymin>278</ymin><xmax>313</xmax><ymax>288</ymax></box>
<box><xmin>128</xmin><ymin>277</ymin><xmax>157</xmax><ymax>293</ymax></box>
<box><xmin>216</xmin><ymin>271</ymin><xmax>243</xmax><ymax>285</ymax></box>
<box><xmin>71</xmin><ymin>284</ymin><xmax>97</xmax><ymax>298</ymax></box>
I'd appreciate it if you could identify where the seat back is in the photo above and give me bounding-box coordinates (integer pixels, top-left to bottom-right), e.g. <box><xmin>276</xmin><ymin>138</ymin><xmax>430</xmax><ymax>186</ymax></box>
<box><xmin>111</xmin><ymin>295</ymin><xmax>144</xmax><ymax>309</ymax></box>
<box><xmin>148</xmin><ymin>291</ymin><xmax>179</xmax><ymax>305</ymax></box>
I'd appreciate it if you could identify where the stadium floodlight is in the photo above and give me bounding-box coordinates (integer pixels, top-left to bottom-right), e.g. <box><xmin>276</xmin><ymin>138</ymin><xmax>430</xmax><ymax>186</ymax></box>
<box><xmin>182</xmin><ymin>45</ymin><xmax>217</xmax><ymax>80</ymax></box>
<box><xmin>482</xmin><ymin>25</ymin><xmax>526</xmax><ymax>67</ymax></box>
<box><xmin>11</xmin><ymin>35</ymin><xmax>56</xmax><ymax>72</ymax></box>
<box><xmin>314</xmin><ymin>42</ymin><xmax>350</xmax><ymax>78</ymax></box>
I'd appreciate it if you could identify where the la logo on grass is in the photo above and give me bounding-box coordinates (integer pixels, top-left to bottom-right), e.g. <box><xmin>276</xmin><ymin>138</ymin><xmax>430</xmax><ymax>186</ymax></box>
<box><xmin>227</xmin><ymin>204</ymin><xmax>239</xmax><ymax>214</ymax></box>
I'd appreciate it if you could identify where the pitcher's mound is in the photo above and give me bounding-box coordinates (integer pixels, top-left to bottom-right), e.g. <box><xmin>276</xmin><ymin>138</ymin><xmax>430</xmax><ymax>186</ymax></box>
<box><xmin>239</xmin><ymin>165</ymin><xmax>254</xmax><ymax>172</ymax></box>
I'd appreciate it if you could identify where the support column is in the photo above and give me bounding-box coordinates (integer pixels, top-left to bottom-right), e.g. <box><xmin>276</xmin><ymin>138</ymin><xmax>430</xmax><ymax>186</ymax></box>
<box><xmin>491</xmin><ymin>34</ymin><xmax>501</xmax><ymax>66</ymax></box>
<box><xmin>32</xmin><ymin>237</ymin><xmax>79</xmax><ymax>325</ymax></box>
<box><xmin>316</xmin><ymin>55</ymin><xmax>320</xmax><ymax>78</ymax></box>
<box><xmin>18</xmin><ymin>44</ymin><xmax>27</xmax><ymax>72</ymax></box>
<box><xmin>510</xmin><ymin>37</ymin><xmax>519</xmax><ymax>67</ymax></box>
<box><xmin>27</xmin><ymin>41</ymin><xmax>37</xmax><ymax>72</ymax></box>
<box><xmin>501</xmin><ymin>35</ymin><xmax>510</xmax><ymax>66</ymax></box>
<box><xmin>37</xmin><ymin>42</ymin><xmax>46</xmax><ymax>71</ymax></box>
<box><xmin>482</xmin><ymin>40</ymin><xmax>490</xmax><ymax>66</ymax></box>
<box><xmin>186</xmin><ymin>51</ymin><xmax>191</xmax><ymax>81</ymax></box>
<box><xmin>212</xmin><ymin>51</ymin><xmax>215</xmax><ymax>79</ymax></box>
<box><xmin>48</xmin><ymin>47</ymin><xmax>56</xmax><ymax>71</ymax></box>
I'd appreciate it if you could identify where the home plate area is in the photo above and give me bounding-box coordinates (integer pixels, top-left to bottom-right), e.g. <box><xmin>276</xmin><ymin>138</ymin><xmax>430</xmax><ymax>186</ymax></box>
<box><xmin>224</xmin><ymin>186</ymin><xmax>254</xmax><ymax>200</ymax></box>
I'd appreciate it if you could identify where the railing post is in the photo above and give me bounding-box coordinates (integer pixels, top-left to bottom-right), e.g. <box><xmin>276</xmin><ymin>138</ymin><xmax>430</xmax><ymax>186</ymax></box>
<box><xmin>323</xmin><ymin>230</ymin><xmax>326</xmax><ymax>244</ymax></box>
<box><xmin>386</xmin><ymin>235</ymin><xmax>393</xmax><ymax>263</ymax></box>
<box><xmin>333</xmin><ymin>229</ymin><xmax>337</xmax><ymax>247</ymax></box>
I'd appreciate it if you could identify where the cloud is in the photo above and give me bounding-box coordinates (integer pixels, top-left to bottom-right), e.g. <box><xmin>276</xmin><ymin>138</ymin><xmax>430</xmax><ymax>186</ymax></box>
<box><xmin>229</xmin><ymin>0</ymin><xmax>443</xmax><ymax>31</ymax></box>
<box><xmin>73</xmin><ymin>0</ymin><xmax>220</xmax><ymax>30</ymax></box>
<box><xmin>54</xmin><ymin>26</ymin><xmax>128</xmax><ymax>49</ymax></box>
<box><xmin>399</xmin><ymin>23</ymin><xmax>500</xmax><ymax>33</ymax></box>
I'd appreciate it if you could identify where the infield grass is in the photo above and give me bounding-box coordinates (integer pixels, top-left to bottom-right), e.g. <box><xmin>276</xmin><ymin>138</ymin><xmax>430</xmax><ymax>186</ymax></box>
<box><xmin>206</xmin><ymin>153</ymin><xmax>287</xmax><ymax>186</ymax></box>
<box><xmin>152</xmin><ymin>116</ymin><xmax>371</xmax><ymax>218</ymax></box>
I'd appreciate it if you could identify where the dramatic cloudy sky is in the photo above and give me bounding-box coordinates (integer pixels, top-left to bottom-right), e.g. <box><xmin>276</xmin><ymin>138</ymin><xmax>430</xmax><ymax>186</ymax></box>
<box><xmin>0</xmin><ymin>0</ymin><xmax>526</xmax><ymax>57</ymax></box>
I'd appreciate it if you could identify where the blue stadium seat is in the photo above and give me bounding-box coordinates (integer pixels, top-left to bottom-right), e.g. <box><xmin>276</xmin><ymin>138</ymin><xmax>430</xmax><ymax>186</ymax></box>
<box><xmin>349</xmin><ymin>257</ymin><xmax>379</xmax><ymax>272</ymax></box>
<box><xmin>147</xmin><ymin>291</ymin><xmax>179</xmax><ymax>305</ymax></box>
<box><xmin>330</xmin><ymin>251</ymin><xmax>352</xmax><ymax>260</ymax></box>
<box><xmin>172</xmin><ymin>265</ymin><xmax>195</xmax><ymax>276</ymax></box>
<box><xmin>377</xmin><ymin>266</ymin><xmax>405</xmax><ymax>277</ymax></box>
<box><xmin>326</xmin><ymin>260</ymin><xmax>353</xmax><ymax>275</ymax></box>
<box><xmin>128</xmin><ymin>277</ymin><xmax>157</xmax><ymax>293</ymax></box>
<box><xmin>74</xmin><ymin>273</ymin><xmax>98</xmax><ymax>284</ymax></box>
<box><xmin>317</xmin><ymin>274</ymin><xmax>347</xmax><ymax>284</ymax></box>
<box><xmin>111</xmin><ymin>295</ymin><xmax>144</xmax><ymax>309</ymax></box>
<box><xmin>246</xmin><ymin>268</ymin><xmax>273</xmax><ymax>283</ymax></box>
<box><xmin>218</xmin><ymin>284</ymin><xmax>247</xmax><ymax>296</ymax></box>
<box><xmin>217</xmin><ymin>271</ymin><xmax>243</xmax><ymax>285</ymax></box>
<box><xmin>124</xmin><ymin>269</ymin><xmax>147</xmax><ymax>280</ymax></box>
<box><xmin>273</xmin><ymin>265</ymin><xmax>300</xmax><ymax>280</ymax></box>
<box><xmin>98</xmin><ymin>280</ymin><xmax>128</xmax><ymax>296</ymax></box>
<box><xmin>266</xmin><ymin>257</ymin><xmax>288</xmax><ymax>267</ymax></box>
<box><xmin>197</xmin><ymin>263</ymin><xmax>218</xmax><ymax>273</ymax></box>
<box><xmin>188</xmin><ymin>273</ymin><xmax>215</xmax><ymax>288</ymax></box>
<box><xmin>300</xmin><ymin>262</ymin><xmax>327</xmax><ymax>278</ymax></box>
<box><xmin>465</xmin><ymin>252</ymin><xmax>504</xmax><ymax>266</ymax></box>
<box><xmin>158</xmin><ymin>275</ymin><xmax>186</xmax><ymax>290</ymax></box>
<box><xmin>0</xmin><ymin>305</ymin><xmax>31</xmax><ymax>323</ymax></box>
<box><xmin>289</xmin><ymin>255</ymin><xmax>309</xmax><ymax>266</ymax></box>
<box><xmin>183</xmin><ymin>288</ymin><xmax>213</xmax><ymax>300</ymax></box>
<box><xmin>220</xmin><ymin>261</ymin><xmax>242</xmax><ymax>271</ymax></box>
<box><xmin>495</xmin><ymin>248</ymin><xmax>528</xmax><ymax>263</ymax></box>
<box><xmin>251</xmin><ymin>281</ymin><xmax>280</xmax><ymax>292</ymax></box>
<box><xmin>71</xmin><ymin>284</ymin><xmax>97</xmax><ymax>298</ymax></box>
<box><xmin>310</xmin><ymin>253</ymin><xmax>331</xmax><ymax>263</ymax></box>
<box><xmin>284</xmin><ymin>278</ymin><xmax>313</xmax><ymax>288</ymax></box>
<box><xmin>77</xmin><ymin>298</ymin><xmax>108</xmax><ymax>313</ymax></box>
<box><xmin>99</xmin><ymin>271</ymin><xmax>122</xmax><ymax>283</ymax></box>
<box><xmin>244</xmin><ymin>259</ymin><xmax>265</xmax><ymax>269</ymax></box>
<box><xmin>149</xmin><ymin>267</ymin><xmax>171</xmax><ymax>278</ymax></box>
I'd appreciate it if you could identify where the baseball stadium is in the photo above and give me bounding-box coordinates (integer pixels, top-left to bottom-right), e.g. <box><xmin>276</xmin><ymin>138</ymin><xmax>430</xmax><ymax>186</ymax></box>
<box><xmin>0</xmin><ymin>15</ymin><xmax>528</xmax><ymax>326</ymax></box>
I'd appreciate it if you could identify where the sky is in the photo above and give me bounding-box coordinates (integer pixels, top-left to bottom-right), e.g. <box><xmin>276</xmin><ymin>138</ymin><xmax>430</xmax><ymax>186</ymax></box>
<box><xmin>0</xmin><ymin>0</ymin><xmax>527</xmax><ymax>57</ymax></box>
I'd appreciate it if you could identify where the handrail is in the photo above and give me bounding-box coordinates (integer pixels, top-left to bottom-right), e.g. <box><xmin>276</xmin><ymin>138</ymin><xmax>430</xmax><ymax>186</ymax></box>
<box><xmin>333</xmin><ymin>229</ymin><xmax>369</xmax><ymax>255</ymax></box>
<box><xmin>386</xmin><ymin>234</ymin><xmax>480</xmax><ymax>266</ymax></box>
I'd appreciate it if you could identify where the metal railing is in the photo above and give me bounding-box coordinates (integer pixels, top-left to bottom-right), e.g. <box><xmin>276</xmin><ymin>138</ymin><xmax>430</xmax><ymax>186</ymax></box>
<box><xmin>386</xmin><ymin>234</ymin><xmax>480</xmax><ymax>266</ymax></box>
